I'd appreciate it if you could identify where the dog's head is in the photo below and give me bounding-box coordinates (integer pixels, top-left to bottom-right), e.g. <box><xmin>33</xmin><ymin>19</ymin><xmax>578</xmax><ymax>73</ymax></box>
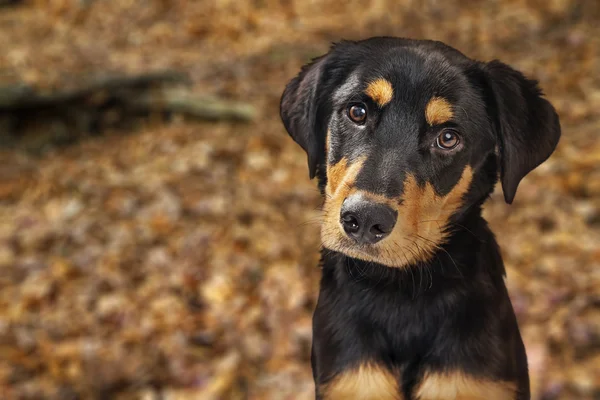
<box><xmin>281</xmin><ymin>37</ymin><xmax>560</xmax><ymax>268</ymax></box>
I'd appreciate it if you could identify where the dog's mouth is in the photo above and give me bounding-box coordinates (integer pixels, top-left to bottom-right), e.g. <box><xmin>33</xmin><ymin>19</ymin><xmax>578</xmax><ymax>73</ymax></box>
<box><xmin>325</xmin><ymin>231</ymin><xmax>380</xmax><ymax>256</ymax></box>
<box><xmin>321</xmin><ymin>216</ymin><xmax>440</xmax><ymax>268</ymax></box>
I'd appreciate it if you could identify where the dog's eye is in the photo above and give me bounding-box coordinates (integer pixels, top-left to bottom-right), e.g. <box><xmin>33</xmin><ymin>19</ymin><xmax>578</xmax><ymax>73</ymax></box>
<box><xmin>436</xmin><ymin>129</ymin><xmax>460</xmax><ymax>150</ymax></box>
<box><xmin>347</xmin><ymin>103</ymin><xmax>367</xmax><ymax>124</ymax></box>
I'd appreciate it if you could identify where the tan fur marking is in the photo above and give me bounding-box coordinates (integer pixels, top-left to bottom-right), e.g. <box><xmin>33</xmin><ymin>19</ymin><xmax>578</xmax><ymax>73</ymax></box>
<box><xmin>322</xmin><ymin>364</ymin><xmax>402</xmax><ymax>400</ymax></box>
<box><xmin>326</xmin><ymin>158</ymin><xmax>349</xmax><ymax>196</ymax></box>
<box><xmin>365</xmin><ymin>78</ymin><xmax>394</xmax><ymax>106</ymax></box>
<box><xmin>358</xmin><ymin>190</ymin><xmax>399</xmax><ymax>209</ymax></box>
<box><xmin>415</xmin><ymin>371</ymin><xmax>517</xmax><ymax>400</ymax></box>
<box><xmin>425</xmin><ymin>97</ymin><xmax>454</xmax><ymax>125</ymax></box>
<box><xmin>322</xmin><ymin>157</ymin><xmax>366</xmax><ymax>249</ymax></box>
<box><xmin>326</xmin><ymin>128</ymin><xmax>331</xmax><ymax>158</ymax></box>
<box><xmin>321</xmin><ymin>166</ymin><xmax>473</xmax><ymax>268</ymax></box>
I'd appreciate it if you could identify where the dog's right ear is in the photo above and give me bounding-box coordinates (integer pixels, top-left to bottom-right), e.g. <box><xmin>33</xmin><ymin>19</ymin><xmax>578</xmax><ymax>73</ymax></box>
<box><xmin>280</xmin><ymin>55</ymin><xmax>330</xmax><ymax>179</ymax></box>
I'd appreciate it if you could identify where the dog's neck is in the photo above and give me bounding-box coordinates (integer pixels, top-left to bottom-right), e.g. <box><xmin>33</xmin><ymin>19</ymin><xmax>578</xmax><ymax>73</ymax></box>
<box><xmin>321</xmin><ymin>208</ymin><xmax>506</xmax><ymax>298</ymax></box>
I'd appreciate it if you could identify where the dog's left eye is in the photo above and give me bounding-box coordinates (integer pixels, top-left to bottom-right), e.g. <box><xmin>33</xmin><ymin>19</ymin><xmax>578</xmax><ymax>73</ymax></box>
<box><xmin>347</xmin><ymin>103</ymin><xmax>367</xmax><ymax>124</ymax></box>
<box><xmin>435</xmin><ymin>129</ymin><xmax>460</xmax><ymax>150</ymax></box>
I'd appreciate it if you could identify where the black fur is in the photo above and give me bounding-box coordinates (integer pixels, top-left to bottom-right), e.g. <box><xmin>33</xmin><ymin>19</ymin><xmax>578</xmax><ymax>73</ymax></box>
<box><xmin>482</xmin><ymin>60</ymin><xmax>561</xmax><ymax>203</ymax></box>
<box><xmin>280</xmin><ymin>37</ymin><xmax>560</xmax><ymax>399</ymax></box>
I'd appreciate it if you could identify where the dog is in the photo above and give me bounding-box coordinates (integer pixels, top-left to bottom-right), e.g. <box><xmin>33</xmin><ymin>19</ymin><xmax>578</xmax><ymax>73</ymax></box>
<box><xmin>280</xmin><ymin>37</ymin><xmax>560</xmax><ymax>400</ymax></box>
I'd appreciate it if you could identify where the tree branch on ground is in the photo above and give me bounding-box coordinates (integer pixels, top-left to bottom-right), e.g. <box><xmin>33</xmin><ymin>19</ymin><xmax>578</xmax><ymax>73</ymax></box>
<box><xmin>0</xmin><ymin>71</ymin><xmax>256</xmax><ymax>122</ymax></box>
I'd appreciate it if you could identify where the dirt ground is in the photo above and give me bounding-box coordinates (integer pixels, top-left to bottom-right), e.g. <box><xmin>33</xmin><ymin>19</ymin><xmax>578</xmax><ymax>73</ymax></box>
<box><xmin>0</xmin><ymin>1</ymin><xmax>599</xmax><ymax>399</ymax></box>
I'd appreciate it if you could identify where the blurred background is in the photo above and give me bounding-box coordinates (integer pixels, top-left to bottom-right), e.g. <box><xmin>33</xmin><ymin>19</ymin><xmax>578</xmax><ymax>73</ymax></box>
<box><xmin>0</xmin><ymin>0</ymin><xmax>599</xmax><ymax>399</ymax></box>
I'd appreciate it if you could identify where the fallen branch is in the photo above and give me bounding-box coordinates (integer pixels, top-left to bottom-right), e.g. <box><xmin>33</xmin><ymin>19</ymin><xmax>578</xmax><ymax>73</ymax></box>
<box><xmin>0</xmin><ymin>71</ymin><xmax>256</xmax><ymax>123</ymax></box>
<box><xmin>133</xmin><ymin>89</ymin><xmax>257</xmax><ymax>122</ymax></box>
<box><xmin>0</xmin><ymin>71</ymin><xmax>190</xmax><ymax>109</ymax></box>
<box><xmin>0</xmin><ymin>0</ymin><xmax>22</xmax><ymax>8</ymax></box>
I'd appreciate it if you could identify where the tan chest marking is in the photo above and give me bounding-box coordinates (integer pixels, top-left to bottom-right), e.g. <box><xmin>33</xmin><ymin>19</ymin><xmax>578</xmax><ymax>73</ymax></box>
<box><xmin>321</xmin><ymin>364</ymin><xmax>403</xmax><ymax>400</ymax></box>
<box><xmin>414</xmin><ymin>371</ymin><xmax>517</xmax><ymax>400</ymax></box>
<box><xmin>425</xmin><ymin>97</ymin><xmax>454</xmax><ymax>126</ymax></box>
<box><xmin>365</xmin><ymin>78</ymin><xmax>394</xmax><ymax>107</ymax></box>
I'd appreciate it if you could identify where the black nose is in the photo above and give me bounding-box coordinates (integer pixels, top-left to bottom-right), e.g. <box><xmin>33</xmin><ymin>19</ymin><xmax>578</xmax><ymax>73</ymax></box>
<box><xmin>340</xmin><ymin>195</ymin><xmax>397</xmax><ymax>245</ymax></box>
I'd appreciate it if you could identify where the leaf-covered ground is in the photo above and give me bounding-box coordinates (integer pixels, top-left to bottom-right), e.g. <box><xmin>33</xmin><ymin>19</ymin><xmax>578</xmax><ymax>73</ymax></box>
<box><xmin>0</xmin><ymin>1</ymin><xmax>599</xmax><ymax>399</ymax></box>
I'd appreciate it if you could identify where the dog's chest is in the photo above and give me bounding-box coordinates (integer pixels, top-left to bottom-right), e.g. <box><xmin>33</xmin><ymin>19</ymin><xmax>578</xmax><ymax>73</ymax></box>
<box><xmin>315</xmin><ymin>290</ymin><xmax>518</xmax><ymax>399</ymax></box>
<box><xmin>321</xmin><ymin>366</ymin><xmax>517</xmax><ymax>400</ymax></box>
<box><xmin>321</xmin><ymin>363</ymin><xmax>400</xmax><ymax>399</ymax></box>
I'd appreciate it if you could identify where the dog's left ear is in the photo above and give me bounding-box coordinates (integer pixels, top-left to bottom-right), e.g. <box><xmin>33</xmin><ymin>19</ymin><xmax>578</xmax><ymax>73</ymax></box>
<box><xmin>280</xmin><ymin>55</ymin><xmax>330</xmax><ymax>179</ymax></box>
<box><xmin>483</xmin><ymin>60</ymin><xmax>561</xmax><ymax>204</ymax></box>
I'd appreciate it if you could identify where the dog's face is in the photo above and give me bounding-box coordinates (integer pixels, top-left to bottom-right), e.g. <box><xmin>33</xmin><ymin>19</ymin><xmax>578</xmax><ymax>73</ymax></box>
<box><xmin>281</xmin><ymin>38</ymin><xmax>560</xmax><ymax>268</ymax></box>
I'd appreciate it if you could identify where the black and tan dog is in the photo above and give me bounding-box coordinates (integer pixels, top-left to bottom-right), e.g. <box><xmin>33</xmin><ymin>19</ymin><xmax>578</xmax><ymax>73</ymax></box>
<box><xmin>280</xmin><ymin>37</ymin><xmax>560</xmax><ymax>400</ymax></box>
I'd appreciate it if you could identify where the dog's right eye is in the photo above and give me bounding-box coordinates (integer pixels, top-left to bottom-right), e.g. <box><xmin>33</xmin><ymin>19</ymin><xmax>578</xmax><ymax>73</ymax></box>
<box><xmin>347</xmin><ymin>103</ymin><xmax>367</xmax><ymax>124</ymax></box>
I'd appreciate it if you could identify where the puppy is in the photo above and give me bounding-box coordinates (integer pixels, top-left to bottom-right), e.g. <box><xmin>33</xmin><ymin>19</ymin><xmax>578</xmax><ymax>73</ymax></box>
<box><xmin>280</xmin><ymin>37</ymin><xmax>560</xmax><ymax>400</ymax></box>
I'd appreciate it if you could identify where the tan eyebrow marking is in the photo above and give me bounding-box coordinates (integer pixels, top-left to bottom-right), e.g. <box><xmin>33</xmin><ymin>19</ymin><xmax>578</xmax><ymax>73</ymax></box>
<box><xmin>365</xmin><ymin>78</ymin><xmax>394</xmax><ymax>107</ymax></box>
<box><xmin>425</xmin><ymin>96</ymin><xmax>454</xmax><ymax>125</ymax></box>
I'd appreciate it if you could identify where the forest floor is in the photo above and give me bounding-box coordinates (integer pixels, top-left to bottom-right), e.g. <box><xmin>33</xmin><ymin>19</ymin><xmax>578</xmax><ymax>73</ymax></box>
<box><xmin>0</xmin><ymin>1</ymin><xmax>599</xmax><ymax>399</ymax></box>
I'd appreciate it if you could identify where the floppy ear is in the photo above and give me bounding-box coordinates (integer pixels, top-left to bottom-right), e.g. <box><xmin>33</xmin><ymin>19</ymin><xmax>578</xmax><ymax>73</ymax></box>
<box><xmin>483</xmin><ymin>60</ymin><xmax>561</xmax><ymax>204</ymax></box>
<box><xmin>280</xmin><ymin>55</ymin><xmax>329</xmax><ymax>179</ymax></box>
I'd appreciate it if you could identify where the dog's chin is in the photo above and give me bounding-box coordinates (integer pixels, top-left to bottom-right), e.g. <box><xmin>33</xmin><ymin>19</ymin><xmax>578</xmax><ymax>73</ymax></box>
<box><xmin>321</xmin><ymin>224</ymin><xmax>436</xmax><ymax>268</ymax></box>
